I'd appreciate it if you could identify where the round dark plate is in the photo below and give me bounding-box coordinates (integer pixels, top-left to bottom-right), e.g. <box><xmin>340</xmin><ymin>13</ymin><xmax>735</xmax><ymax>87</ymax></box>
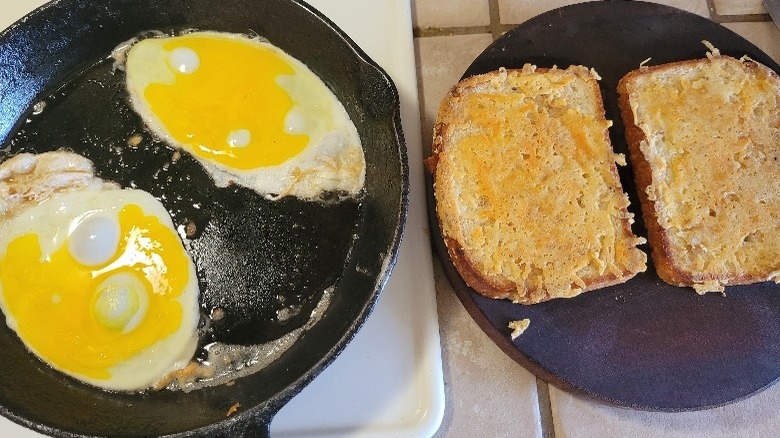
<box><xmin>428</xmin><ymin>1</ymin><xmax>780</xmax><ymax>411</ymax></box>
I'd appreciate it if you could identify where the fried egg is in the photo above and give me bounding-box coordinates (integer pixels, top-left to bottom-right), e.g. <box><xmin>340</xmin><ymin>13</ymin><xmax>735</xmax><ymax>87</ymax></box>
<box><xmin>0</xmin><ymin>152</ymin><xmax>199</xmax><ymax>391</ymax></box>
<box><xmin>121</xmin><ymin>31</ymin><xmax>366</xmax><ymax>200</ymax></box>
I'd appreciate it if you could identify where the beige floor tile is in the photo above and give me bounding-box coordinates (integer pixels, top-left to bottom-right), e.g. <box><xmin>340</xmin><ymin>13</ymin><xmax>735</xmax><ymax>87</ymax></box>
<box><xmin>713</xmin><ymin>0</ymin><xmax>766</xmax><ymax>15</ymax></box>
<box><xmin>498</xmin><ymin>0</ymin><xmax>595</xmax><ymax>24</ymax></box>
<box><xmin>723</xmin><ymin>21</ymin><xmax>780</xmax><ymax>63</ymax></box>
<box><xmin>412</xmin><ymin>0</ymin><xmax>491</xmax><ymax>28</ymax></box>
<box><xmin>644</xmin><ymin>0</ymin><xmax>710</xmax><ymax>16</ymax></box>
<box><xmin>498</xmin><ymin>0</ymin><xmax>709</xmax><ymax>25</ymax></box>
<box><xmin>414</xmin><ymin>33</ymin><xmax>493</xmax><ymax>155</ymax></box>
<box><xmin>430</xmin><ymin>256</ymin><xmax>542</xmax><ymax>438</ymax></box>
<box><xmin>549</xmin><ymin>382</ymin><xmax>780</xmax><ymax>438</ymax></box>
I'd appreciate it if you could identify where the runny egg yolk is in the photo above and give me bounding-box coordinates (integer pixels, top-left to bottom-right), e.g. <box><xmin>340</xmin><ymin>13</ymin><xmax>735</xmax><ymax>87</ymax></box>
<box><xmin>142</xmin><ymin>34</ymin><xmax>309</xmax><ymax>169</ymax></box>
<box><xmin>0</xmin><ymin>204</ymin><xmax>189</xmax><ymax>380</ymax></box>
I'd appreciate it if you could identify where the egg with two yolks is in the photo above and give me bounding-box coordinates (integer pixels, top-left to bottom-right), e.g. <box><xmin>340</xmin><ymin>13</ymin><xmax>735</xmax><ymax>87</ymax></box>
<box><xmin>123</xmin><ymin>31</ymin><xmax>366</xmax><ymax>200</ymax></box>
<box><xmin>0</xmin><ymin>161</ymin><xmax>199</xmax><ymax>391</ymax></box>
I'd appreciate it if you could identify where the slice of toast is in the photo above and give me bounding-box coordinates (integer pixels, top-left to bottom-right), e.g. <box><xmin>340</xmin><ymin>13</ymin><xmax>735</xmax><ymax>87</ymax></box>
<box><xmin>617</xmin><ymin>51</ymin><xmax>780</xmax><ymax>293</ymax></box>
<box><xmin>427</xmin><ymin>65</ymin><xmax>647</xmax><ymax>304</ymax></box>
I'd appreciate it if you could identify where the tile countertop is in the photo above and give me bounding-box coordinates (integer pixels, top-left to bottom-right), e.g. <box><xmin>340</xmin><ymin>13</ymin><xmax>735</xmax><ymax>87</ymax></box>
<box><xmin>412</xmin><ymin>1</ymin><xmax>780</xmax><ymax>437</ymax></box>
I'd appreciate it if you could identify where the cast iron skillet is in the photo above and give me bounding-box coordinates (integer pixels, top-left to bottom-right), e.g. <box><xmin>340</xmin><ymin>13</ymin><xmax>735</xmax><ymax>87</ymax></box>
<box><xmin>428</xmin><ymin>1</ymin><xmax>780</xmax><ymax>411</ymax></box>
<box><xmin>0</xmin><ymin>0</ymin><xmax>408</xmax><ymax>436</ymax></box>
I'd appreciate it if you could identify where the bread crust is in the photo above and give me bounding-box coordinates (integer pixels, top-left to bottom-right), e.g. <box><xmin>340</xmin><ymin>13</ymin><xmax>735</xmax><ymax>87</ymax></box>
<box><xmin>617</xmin><ymin>71</ymin><xmax>684</xmax><ymax>286</ymax></box>
<box><xmin>428</xmin><ymin>66</ymin><xmax>646</xmax><ymax>304</ymax></box>
<box><xmin>617</xmin><ymin>55</ymin><xmax>780</xmax><ymax>292</ymax></box>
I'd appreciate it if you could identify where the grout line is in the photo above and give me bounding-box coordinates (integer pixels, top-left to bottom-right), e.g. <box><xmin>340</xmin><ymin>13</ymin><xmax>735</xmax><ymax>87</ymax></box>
<box><xmin>412</xmin><ymin>3</ymin><xmax>770</xmax><ymax>38</ymax></box>
<box><xmin>705</xmin><ymin>0</ymin><xmax>717</xmax><ymax>19</ymax></box>
<box><xmin>710</xmin><ymin>13</ymin><xmax>772</xmax><ymax>23</ymax></box>
<box><xmin>536</xmin><ymin>377</ymin><xmax>555</xmax><ymax>438</ymax></box>
<box><xmin>413</xmin><ymin>26</ymin><xmax>493</xmax><ymax>38</ymax></box>
<box><xmin>487</xmin><ymin>0</ymin><xmax>504</xmax><ymax>39</ymax></box>
<box><xmin>412</xmin><ymin>24</ymin><xmax>517</xmax><ymax>39</ymax></box>
<box><xmin>705</xmin><ymin>0</ymin><xmax>772</xmax><ymax>23</ymax></box>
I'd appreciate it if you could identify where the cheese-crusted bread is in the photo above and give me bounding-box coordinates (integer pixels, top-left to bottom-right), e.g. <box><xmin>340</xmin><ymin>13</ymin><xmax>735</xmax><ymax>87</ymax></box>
<box><xmin>617</xmin><ymin>51</ymin><xmax>780</xmax><ymax>293</ymax></box>
<box><xmin>427</xmin><ymin>65</ymin><xmax>647</xmax><ymax>304</ymax></box>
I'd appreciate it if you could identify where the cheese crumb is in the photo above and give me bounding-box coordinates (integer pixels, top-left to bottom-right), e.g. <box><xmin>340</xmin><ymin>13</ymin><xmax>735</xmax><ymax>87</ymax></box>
<box><xmin>227</xmin><ymin>402</ymin><xmax>240</xmax><ymax>417</ymax></box>
<box><xmin>702</xmin><ymin>40</ymin><xmax>720</xmax><ymax>59</ymax></box>
<box><xmin>692</xmin><ymin>280</ymin><xmax>725</xmax><ymax>295</ymax></box>
<box><xmin>508</xmin><ymin>319</ymin><xmax>530</xmax><ymax>340</ymax></box>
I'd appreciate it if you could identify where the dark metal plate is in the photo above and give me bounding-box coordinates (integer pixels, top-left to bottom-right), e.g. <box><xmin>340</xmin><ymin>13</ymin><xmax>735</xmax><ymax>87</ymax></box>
<box><xmin>0</xmin><ymin>0</ymin><xmax>408</xmax><ymax>436</ymax></box>
<box><xmin>429</xmin><ymin>1</ymin><xmax>780</xmax><ymax>411</ymax></box>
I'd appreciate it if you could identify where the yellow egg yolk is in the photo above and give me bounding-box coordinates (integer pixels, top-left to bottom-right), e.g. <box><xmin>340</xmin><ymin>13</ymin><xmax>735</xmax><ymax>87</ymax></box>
<box><xmin>143</xmin><ymin>34</ymin><xmax>309</xmax><ymax>169</ymax></box>
<box><xmin>0</xmin><ymin>205</ymin><xmax>189</xmax><ymax>380</ymax></box>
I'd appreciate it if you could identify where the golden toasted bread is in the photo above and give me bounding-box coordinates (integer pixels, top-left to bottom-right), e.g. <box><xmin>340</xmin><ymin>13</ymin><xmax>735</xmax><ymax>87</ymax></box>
<box><xmin>427</xmin><ymin>65</ymin><xmax>647</xmax><ymax>304</ymax></box>
<box><xmin>617</xmin><ymin>50</ymin><xmax>780</xmax><ymax>293</ymax></box>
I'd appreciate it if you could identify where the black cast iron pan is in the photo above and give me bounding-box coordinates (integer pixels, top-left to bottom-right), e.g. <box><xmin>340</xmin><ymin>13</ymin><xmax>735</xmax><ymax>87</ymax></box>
<box><xmin>0</xmin><ymin>0</ymin><xmax>408</xmax><ymax>436</ymax></box>
<box><xmin>428</xmin><ymin>1</ymin><xmax>780</xmax><ymax>411</ymax></box>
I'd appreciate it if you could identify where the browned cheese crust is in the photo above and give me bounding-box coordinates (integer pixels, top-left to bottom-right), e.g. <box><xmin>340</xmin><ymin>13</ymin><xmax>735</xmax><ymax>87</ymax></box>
<box><xmin>427</xmin><ymin>65</ymin><xmax>647</xmax><ymax>304</ymax></box>
<box><xmin>617</xmin><ymin>53</ymin><xmax>780</xmax><ymax>293</ymax></box>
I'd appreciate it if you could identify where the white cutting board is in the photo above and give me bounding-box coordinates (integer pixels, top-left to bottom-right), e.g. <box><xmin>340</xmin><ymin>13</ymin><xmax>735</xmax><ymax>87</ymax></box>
<box><xmin>0</xmin><ymin>0</ymin><xmax>445</xmax><ymax>437</ymax></box>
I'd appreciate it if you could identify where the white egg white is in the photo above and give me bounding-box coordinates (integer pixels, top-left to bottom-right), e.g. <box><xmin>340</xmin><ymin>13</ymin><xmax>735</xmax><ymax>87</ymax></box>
<box><xmin>121</xmin><ymin>31</ymin><xmax>366</xmax><ymax>200</ymax></box>
<box><xmin>0</xmin><ymin>153</ymin><xmax>199</xmax><ymax>391</ymax></box>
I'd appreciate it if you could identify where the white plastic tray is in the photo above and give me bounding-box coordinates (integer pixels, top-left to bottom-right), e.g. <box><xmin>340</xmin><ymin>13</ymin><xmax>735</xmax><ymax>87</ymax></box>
<box><xmin>0</xmin><ymin>0</ymin><xmax>444</xmax><ymax>436</ymax></box>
